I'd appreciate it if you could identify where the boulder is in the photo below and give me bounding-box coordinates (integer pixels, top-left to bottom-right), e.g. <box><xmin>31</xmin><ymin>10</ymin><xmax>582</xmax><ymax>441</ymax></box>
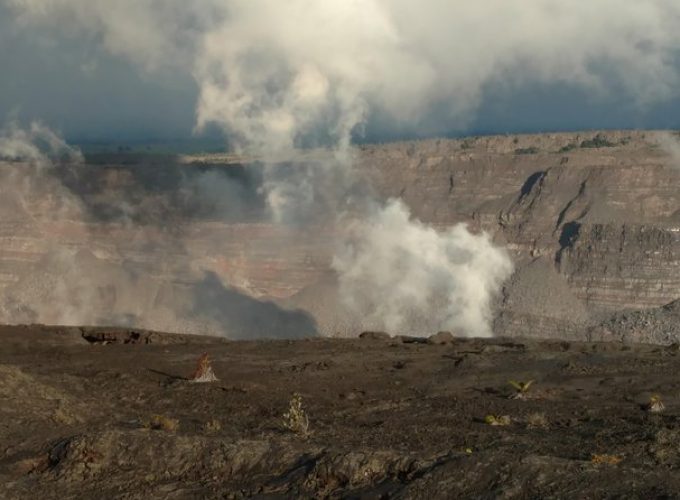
<box><xmin>359</xmin><ymin>331</ymin><xmax>391</xmax><ymax>341</ymax></box>
<box><xmin>427</xmin><ymin>331</ymin><xmax>455</xmax><ymax>345</ymax></box>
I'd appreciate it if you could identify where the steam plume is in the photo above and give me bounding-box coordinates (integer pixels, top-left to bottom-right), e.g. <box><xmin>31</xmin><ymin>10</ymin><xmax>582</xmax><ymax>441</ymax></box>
<box><xmin>657</xmin><ymin>132</ymin><xmax>680</xmax><ymax>170</ymax></box>
<box><xmin>333</xmin><ymin>200</ymin><xmax>513</xmax><ymax>337</ymax></box>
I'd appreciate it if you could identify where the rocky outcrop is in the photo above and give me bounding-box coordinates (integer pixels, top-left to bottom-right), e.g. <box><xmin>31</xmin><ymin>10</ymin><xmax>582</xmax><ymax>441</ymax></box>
<box><xmin>589</xmin><ymin>299</ymin><xmax>680</xmax><ymax>344</ymax></box>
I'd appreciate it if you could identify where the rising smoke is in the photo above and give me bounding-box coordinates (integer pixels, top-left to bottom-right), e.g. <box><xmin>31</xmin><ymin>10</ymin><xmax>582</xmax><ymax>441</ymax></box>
<box><xmin>5</xmin><ymin>1</ymin><xmax>680</xmax><ymax>336</ymax></box>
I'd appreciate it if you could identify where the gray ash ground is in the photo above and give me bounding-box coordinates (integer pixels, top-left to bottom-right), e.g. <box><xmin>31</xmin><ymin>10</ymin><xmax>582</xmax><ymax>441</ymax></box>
<box><xmin>3</xmin><ymin>325</ymin><xmax>680</xmax><ymax>498</ymax></box>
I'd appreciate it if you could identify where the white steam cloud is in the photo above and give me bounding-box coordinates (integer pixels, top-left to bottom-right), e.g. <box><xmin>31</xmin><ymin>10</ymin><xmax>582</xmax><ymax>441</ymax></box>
<box><xmin>7</xmin><ymin>0</ymin><xmax>679</xmax><ymax>335</ymax></box>
<box><xmin>333</xmin><ymin>200</ymin><xmax>513</xmax><ymax>337</ymax></box>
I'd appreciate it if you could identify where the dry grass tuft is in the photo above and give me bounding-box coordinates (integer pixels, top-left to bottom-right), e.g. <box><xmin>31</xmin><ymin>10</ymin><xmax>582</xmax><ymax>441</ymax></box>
<box><xmin>190</xmin><ymin>353</ymin><xmax>219</xmax><ymax>383</ymax></box>
<box><xmin>647</xmin><ymin>394</ymin><xmax>665</xmax><ymax>413</ymax></box>
<box><xmin>484</xmin><ymin>414</ymin><xmax>511</xmax><ymax>426</ymax></box>
<box><xmin>526</xmin><ymin>412</ymin><xmax>549</xmax><ymax>429</ymax></box>
<box><xmin>204</xmin><ymin>418</ymin><xmax>222</xmax><ymax>433</ymax></box>
<box><xmin>283</xmin><ymin>393</ymin><xmax>310</xmax><ymax>436</ymax></box>
<box><xmin>591</xmin><ymin>454</ymin><xmax>623</xmax><ymax>465</ymax></box>
<box><xmin>146</xmin><ymin>415</ymin><xmax>180</xmax><ymax>432</ymax></box>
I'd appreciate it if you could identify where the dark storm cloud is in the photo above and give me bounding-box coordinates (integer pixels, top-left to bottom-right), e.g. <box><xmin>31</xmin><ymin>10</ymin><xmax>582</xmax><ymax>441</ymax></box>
<box><xmin>2</xmin><ymin>2</ymin><xmax>680</xmax><ymax>143</ymax></box>
<box><xmin>0</xmin><ymin>7</ymin><xmax>197</xmax><ymax>142</ymax></box>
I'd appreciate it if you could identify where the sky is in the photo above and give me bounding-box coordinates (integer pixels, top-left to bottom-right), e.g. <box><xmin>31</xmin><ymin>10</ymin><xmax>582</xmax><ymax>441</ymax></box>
<box><xmin>2</xmin><ymin>1</ymin><xmax>680</xmax><ymax>145</ymax></box>
<box><xmin>0</xmin><ymin>11</ymin><xmax>198</xmax><ymax>143</ymax></box>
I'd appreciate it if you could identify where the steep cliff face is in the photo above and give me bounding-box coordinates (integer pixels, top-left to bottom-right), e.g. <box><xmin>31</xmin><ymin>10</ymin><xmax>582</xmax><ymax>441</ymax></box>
<box><xmin>353</xmin><ymin>131</ymin><xmax>679</xmax><ymax>339</ymax></box>
<box><xmin>558</xmin><ymin>223</ymin><xmax>680</xmax><ymax>312</ymax></box>
<box><xmin>0</xmin><ymin>131</ymin><xmax>678</xmax><ymax>341</ymax></box>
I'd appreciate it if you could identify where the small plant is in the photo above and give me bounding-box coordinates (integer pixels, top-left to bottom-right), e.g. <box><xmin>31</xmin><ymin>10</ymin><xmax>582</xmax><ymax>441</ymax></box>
<box><xmin>282</xmin><ymin>393</ymin><xmax>310</xmax><ymax>436</ymax></box>
<box><xmin>461</xmin><ymin>138</ymin><xmax>475</xmax><ymax>150</ymax></box>
<box><xmin>484</xmin><ymin>414</ymin><xmax>511</xmax><ymax>426</ymax></box>
<box><xmin>515</xmin><ymin>147</ymin><xmax>540</xmax><ymax>155</ymax></box>
<box><xmin>204</xmin><ymin>418</ymin><xmax>222</xmax><ymax>433</ymax></box>
<box><xmin>591</xmin><ymin>454</ymin><xmax>623</xmax><ymax>465</ymax></box>
<box><xmin>146</xmin><ymin>415</ymin><xmax>179</xmax><ymax>432</ymax></box>
<box><xmin>647</xmin><ymin>395</ymin><xmax>665</xmax><ymax>413</ymax></box>
<box><xmin>190</xmin><ymin>353</ymin><xmax>219</xmax><ymax>383</ymax></box>
<box><xmin>580</xmin><ymin>134</ymin><xmax>616</xmax><ymax>148</ymax></box>
<box><xmin>558</xmin><ymin>143</ymin><xmax>577</xmax><ymax>153</ymax></box>
<box><xmin>526</xmin><ymin>412</ymin><xmax>549</xmax><ymax>429</ymax></box>
<box><xmin>508</xmin><ymin>380</ymin><xmax>534</xmax><ymax>400</ymax></box>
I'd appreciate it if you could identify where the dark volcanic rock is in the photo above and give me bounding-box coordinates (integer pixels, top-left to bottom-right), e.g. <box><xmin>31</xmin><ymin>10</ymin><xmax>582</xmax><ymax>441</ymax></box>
<box><xmin>3</xmin><ymin>326</ymin><xmax>680</xmax><ymax>498</ymax></box>
<box><xmin>359</xmin><ymin>331</ymin><xmax>391</xmax><ymax>340</ymax></box>
<box><xmin>427</xmin><ymin>331</ymin><xmax>455</xmax><ymax>345</ymax></box>
<box><xmin>589</xmin><ymin>299</ymin><xmax>680</xmax><ymax>344</ymax></box>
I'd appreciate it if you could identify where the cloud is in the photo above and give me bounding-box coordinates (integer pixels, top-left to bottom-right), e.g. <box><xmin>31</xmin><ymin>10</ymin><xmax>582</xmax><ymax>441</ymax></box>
<box><xmin>5</xmin><ymin>0</ymin><xmax>216</xmax><ymax>71</ymax></box>
<box><xmin>6</xmin><ymin>0</ymin><xmax>680</xmax><ymax>144</ymax></box>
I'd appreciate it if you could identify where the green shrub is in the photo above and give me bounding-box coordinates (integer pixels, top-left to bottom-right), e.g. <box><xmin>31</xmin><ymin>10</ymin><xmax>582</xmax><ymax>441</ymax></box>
<box><xmin>580</xmin><ymin>134</ymin><xmax>617</xmax><ymax>148</ymax></box>
<box><xmin>515</xmin><ymin>147</ymin><xmax>540</xmax><ymax>155</ymax></box>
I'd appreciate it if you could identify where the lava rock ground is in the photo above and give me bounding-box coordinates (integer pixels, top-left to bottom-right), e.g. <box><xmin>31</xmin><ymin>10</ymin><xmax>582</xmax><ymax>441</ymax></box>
<box><xmin>3</xmin><ymin>326</ymin><xmax>680</xmax><ymax>498</ymax></box>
